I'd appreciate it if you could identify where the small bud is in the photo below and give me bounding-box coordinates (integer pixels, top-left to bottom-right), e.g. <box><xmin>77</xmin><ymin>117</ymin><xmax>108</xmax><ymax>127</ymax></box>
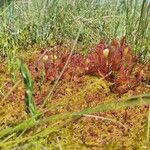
<box><xmin>53</xmin><ymin>55</ymin><xmax>57</xmax><ymax>60</ymax></box>
<box><xmin>103</xmin><ymin>48</ymin><xmax>109</xmax><ymax>58</ymax></box>
<box><xmin>124</xmin><ymin>47</ymin><xmax>129</xmax><ymax>55</ymax></box>
<box><xmin>43</xmin><ymin>55</ymin><xmax>48</xmax><ymax>61</ymax></box>
<box><xmin>140</xmin><ymin>69</ymin><xmax>144</xmax><ymax>76</ymax></box>
<box><xmin>85</xmin><ymin>67</ymin><xmax>89</xmax><ymax>71</ymax></box>
<box><xmin>85</xmin><ymin>59</ymin><xmax>90</xmax><ymax>64</ymax></box>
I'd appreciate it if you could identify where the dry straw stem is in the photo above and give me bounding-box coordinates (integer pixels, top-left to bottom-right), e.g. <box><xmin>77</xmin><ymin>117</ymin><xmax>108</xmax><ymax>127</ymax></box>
<box><xmin>1</xmin><ymin>80</ymin><xmax>21</xmax><ymax>103</ymax></box>
<box><xmin>42</xmin><ymin>24</ymin><xmax>83</xmax><ymax>107</ymax></box>
<box><xmin>0</xmin><ymin>90</ymin><xmax>4</xmax><ymax>97</ymax></box>
<box><xmin>147</xmin><ymin>106</ymin><xmax>150</xmax><ymax>143</ymax></box>
<box><xmin>83</xmin><ymin>114</ymin><xmax>127</xmax><ymax>130</ymax></box>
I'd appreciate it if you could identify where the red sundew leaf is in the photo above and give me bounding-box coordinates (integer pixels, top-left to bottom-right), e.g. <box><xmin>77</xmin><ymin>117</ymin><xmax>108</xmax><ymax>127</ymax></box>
<box><xmin>118</xmin><ymin>66</ymin><xmax>133</xmax><ymax>82</ymax></box>
<box><xmin>44</xmin><ymin>62</ymin><xmax>59</xmax><ymax>81</ymax></box>
<box><xmin>70</xmin><ymin>55</ymin><xmax>85</xmax><ymax>68</ymax></box>
<box><xmin>111</xmin><ymin>38</ymin><xmax>120</xmax><ymax>48</ymax></box>
<box><xmin>85</xmin><ymin>52</ymin><xmax>100</xmax><ymax>75</ymax></box>
<box><xmin>109</xmin><ymin>49</ymin><xmax>122</xmax><ymax>71</ymax></box>
<box><xmin>44</xmin><ymin>60</ymin><xmax>51</xmax><ymax>72</ymax></box>
<box><xmin>96</xmin><ymin>49</ymin><xmax>109</xmax><ymax>74</ymax></box>
<box><xmin>120</xmin><ymin>36</ymin><xmax>127</xmax><ymax>48</ymax></box>
<box><xmin>95</xmin><ymin>40</ymin><xmax>106</xmax><ymax>51</ymax></box>
<box><xmin>122</xmin><ymin>48</ymin><xmax>133</xmax><ymax>63</ymax></box>
<box><xmin>115</xmin><ymin>78</ymin><xmax>139</xmax><ymax>94</ymax></box>
<box><xmin>116</xmin><ymin>85</ymin><xmax>130</xmax><ymax>94</ymax></box>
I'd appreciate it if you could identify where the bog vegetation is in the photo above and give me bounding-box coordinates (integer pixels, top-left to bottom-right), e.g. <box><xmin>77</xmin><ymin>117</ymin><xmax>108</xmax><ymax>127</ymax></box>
<box><xmin>0</xmin><ymin>0</ymin><xmax>150</xmax><ymax>149</ymax></box>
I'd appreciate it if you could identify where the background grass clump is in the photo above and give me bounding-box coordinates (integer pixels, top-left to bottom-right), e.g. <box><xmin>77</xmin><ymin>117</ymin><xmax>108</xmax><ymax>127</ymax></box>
<box><xmin>0</xmin><ymin>0</ymin><xmax>150</xmax><ymax>55</ymax></box>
